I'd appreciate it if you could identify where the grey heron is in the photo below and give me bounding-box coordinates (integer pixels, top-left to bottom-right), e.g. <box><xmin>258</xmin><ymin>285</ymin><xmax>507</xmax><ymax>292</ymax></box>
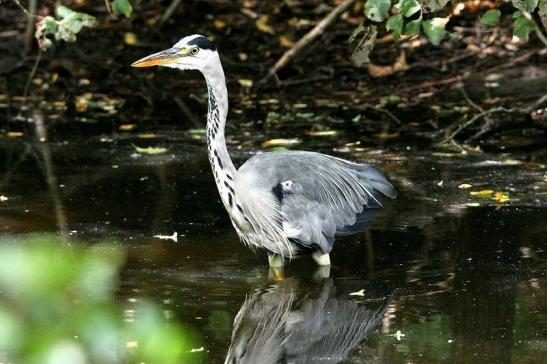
<box><xmin>132</xmin><ymin>35</ymin><xmax>397</xmax><ymax>267</ymax></box>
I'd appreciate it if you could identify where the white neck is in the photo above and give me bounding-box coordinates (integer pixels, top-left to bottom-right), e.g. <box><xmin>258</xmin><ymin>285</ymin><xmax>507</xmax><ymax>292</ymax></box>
<box><xmin>202</xmin><ymin>56</ymin><xmax>238</xmax><ymax>210</ymax></box>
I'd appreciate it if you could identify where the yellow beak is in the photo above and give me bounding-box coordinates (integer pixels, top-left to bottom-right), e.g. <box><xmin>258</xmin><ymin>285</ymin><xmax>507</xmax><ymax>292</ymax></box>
<box><xmin>131</xmin><ymin>48</ymin><xmax>181</xmax><ymax>68</ymax></box>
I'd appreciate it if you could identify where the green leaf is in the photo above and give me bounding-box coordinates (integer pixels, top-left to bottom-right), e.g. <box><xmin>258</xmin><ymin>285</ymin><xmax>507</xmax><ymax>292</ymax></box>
<box><xmin>422</xmin><ymin>17</ymin><xmax>449</xmax><ymax>45</ymax></box>
<box><xmin>511</xmin><ymin>0</ymin><xmax>538</xmax><ymax>12</ymax></box>
<box><xmin>403</xmin><ymin>0</ymin><xmax>421</xmax><ymax>17</ymax></box>
<box><xmin>422</xmin><ymin>0</ymin><xmax>450</xmax><ymax>12</ymax></box>
<box><xmin>364</xmin><ymin>0</ymin><xmax>391</xmax><ymax>22</ymax></box>
<box><xmin>480</xmin><ymin>9</ymin><xmax>501</xmax><ymax>26</ymax></box>
<box><xmin>386</xmin><ymin>14</ymin><xmax>404</xmax><ymax>39</ymax></box>
<box><xmin>513</xmin><ymin>12</ymin><xmax>536</xmax><ymax>40</ymax></box>
<box><xmin>349</xmin><ymin>24</ymin><xmax>365</xmax><ymax>44</ymax></box>
<box><xmin>403</xmin><ymin>17</ymin><xmax>422</xmax><ymax>36</ymax></box>
<box><xmin>539</xmin><ymin>0</ymin><xmax>547</xmax><ymax>29</ymax></box>
<box><xmin>112</xmin><ymin>0</ymin><xmax>133</xmax><ymax>18</ymax></box>
<box><xmin>351</xmin><ymin>25</ymin><xmax>377</xmax><ymax>66</ymax></box>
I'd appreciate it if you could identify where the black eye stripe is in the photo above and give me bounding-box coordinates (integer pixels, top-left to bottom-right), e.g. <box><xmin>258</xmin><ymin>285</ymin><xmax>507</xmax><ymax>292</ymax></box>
<box><xmin>187</xmin><ymin>36</ymin><xmax>216</xmax><ymax>51</ymax></box>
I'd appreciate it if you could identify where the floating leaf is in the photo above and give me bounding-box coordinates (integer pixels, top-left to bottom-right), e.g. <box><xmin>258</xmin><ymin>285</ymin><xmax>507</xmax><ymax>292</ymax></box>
<box><xmin>349</xmin><ymin>289</ymin><xmax>366</xmax><ymax>296</ymax></box>
<box><xmin>238</xmin><ymin>79</ymin><xmax>253</xmax><ymax>88</ymax></box>
<box><xmin>153</xmin><ymin>232</ymin><xmax>178</xmax><ymax>242</ymax></box>
<box><xmin>494</xmin><ymin>192</ymin><xmax>510</xmax><ymax>203</ymax></box>
<box><xmin>261</xmin><ymin>138</ymin><xmax>301</xmax><ymax>148</ymax></box>
<box><xmin>351</xmin><ymin>25</ymin><xmax>377</xmax><ymax>66</ymax></box>
<box><xmin>480</xmin><ymin>10</ymin><xmax>501</xmax><ymax>26</ymax></box>
<box><xmin>112</xmin><ymin>0</ymin><xmax>133</xmax><ymax>18</ymax></box>
<box><xmin>422</xmin><ymin>17</ymin><xmax>449</xmax><ymax>46</ymax></box>
<box><xmin>307</xmin><ymin>130</ymin><xmax>339</xmax><ymax>136</ymax></box>
<box><xmin>133</xmin><ymin>145</ymin><xmax>168</xmax><ymax>155</ymax></box>
<box><xmin>364</xmin><ymin>0</ymin><xmax>391</xmax><ymax>22</ymax></box>
<box><xmin>470</xmin><ymin>189</ymin><xmax>494</xmax><ymax>196</ymax></box>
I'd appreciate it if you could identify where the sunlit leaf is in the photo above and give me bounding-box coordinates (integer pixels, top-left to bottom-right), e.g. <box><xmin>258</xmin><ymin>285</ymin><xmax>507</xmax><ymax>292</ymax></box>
<box><xmin>364</xmin><ymin>0</ymin><xmax>391</xmax><ymax>22</ymax></box>
<box><xmin>386</xmin><ymin>14</ymin><xmax>404</xmax><ymax>39</ymax></box>
<box><xmin>512</xmin><ymin>11</ymin><xmax>536</xmax><ymax>40</ymax></box>
<box><xmin>112</xmin><ymin>0</ymin><xmax>133</xmax><ymax>18</ymax></box>
<box><xmin>422</xmin><ymin>0</ymin><xmax>449</xmax><ymax>12</ymax></box>
<box><xmin>422</xmin><ymin>17</ymin><xmax>449</xmax><ymax>46</ymax></box>
<box><xmin>403</xmin><ymin>17</ymin><xmax>422</xmax><ymax>36</ymax></box>
<box><xmin>402</xmin><ymin>0</ymin><xmax>421</xmax><ymax>17</ymax></box>
<box><xmin>539</xmin><ymin>0</ymin><xmax>547</xmax><ymax>29</ymax></box>
<box><xmin>511</xmin><ymin>0</ymin><xmax>539</xmax><ymax>12</ymax></box>
<box><xmin>480</xmin><ymin>10</ymin><xmax>501</xmax><ymax>26</ymax></box>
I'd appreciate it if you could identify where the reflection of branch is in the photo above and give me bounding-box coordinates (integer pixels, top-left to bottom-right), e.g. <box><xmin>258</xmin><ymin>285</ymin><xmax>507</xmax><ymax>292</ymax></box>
<box><xmin>23</xmin><ymin>50</ymin><xmax>42</xmax><ymax>101</ymax></box>
<box><xmin>33</xmin><ymin>112</ymin><xmax>68</xmax><ymax>234</ymax></box>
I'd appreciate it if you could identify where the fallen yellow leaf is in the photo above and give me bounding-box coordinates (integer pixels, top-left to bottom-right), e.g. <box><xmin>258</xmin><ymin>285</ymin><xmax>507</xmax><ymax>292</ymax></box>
<box><xmin>119</xmin><ymin>124</ymin><xmax>136</xmax><ymax>131</ymax></box>
<box><xmin>494</xmin><ymin>192</ymin><xmax>510</xmax><ymax>203</ymax></box>
<box><xmin>255</xmin><ymin>15</ymin><xmax>275</xmax><ymax>34</ymax></box>
<box><xmin>133</xmin><ymin>145</ymin><xmax>168</xmax><ymax>155</ymax></box>
<box><xmin>261</xmin><ymin>138</ymin><xmax>300</xmax><ymax>148</ymax></box>
<box><xmin>470</xmin><ymin>190</ymin><xmax>494</xmax><ymax>196</ymax></box>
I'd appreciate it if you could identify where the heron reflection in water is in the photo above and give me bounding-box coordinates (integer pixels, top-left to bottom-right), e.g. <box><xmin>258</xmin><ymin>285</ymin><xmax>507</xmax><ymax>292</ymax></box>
<box><xmin>225</xmin><ymin>278</ymin><xmax>390</xmax><ymax>363</ymax></box>
<box><xmin>132</xmin><ymin>35</ymin><xmax>396</xmax><ymax>268</ymax></box>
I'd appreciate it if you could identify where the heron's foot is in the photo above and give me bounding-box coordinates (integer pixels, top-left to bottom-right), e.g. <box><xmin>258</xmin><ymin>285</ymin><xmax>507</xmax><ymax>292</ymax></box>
<box><xmin>312</xmin><ymin>251</ymin><xmax>331</xmax><ymax>266</ymax></box>
<box><xmin>268</xmin><ymin>253</ymin><xmax>285</xmax><ymax>268</ymax></box>
<box><xmin>268</xmin><ymin>267</ymin><xmax>285</xmax><ymax>281</ymax></box>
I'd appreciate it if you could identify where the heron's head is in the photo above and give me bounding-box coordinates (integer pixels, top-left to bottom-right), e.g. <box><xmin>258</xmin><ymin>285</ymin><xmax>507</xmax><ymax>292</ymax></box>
<box><xmin>131</xmin><ymin>34</ymin><xmax>217</xmax><ymax>72</ymax></box>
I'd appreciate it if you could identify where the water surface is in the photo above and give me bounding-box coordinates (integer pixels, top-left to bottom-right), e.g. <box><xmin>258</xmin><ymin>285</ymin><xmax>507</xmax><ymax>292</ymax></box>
<box><xmin>0</xmin><ymin>133</ymin><xmax>545</xmax><ymax>363</ymax></box>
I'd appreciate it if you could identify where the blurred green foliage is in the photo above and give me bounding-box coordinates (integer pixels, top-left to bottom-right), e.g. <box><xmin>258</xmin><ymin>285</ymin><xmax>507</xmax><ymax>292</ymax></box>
<box><xmin>0</xmin><ymin>236</ymin><xmax>202</xmax><ymax>364</ymax></box>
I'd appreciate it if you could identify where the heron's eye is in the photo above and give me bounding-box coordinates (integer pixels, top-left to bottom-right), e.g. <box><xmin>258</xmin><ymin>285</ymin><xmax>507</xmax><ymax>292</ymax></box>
<box><xmin>191</xmin><ymin>47</ymin><xmax>199</xmax><ymax>55</ymax></box>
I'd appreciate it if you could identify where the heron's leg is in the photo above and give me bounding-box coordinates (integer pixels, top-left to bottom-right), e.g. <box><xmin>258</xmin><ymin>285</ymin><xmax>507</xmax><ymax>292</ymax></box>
<box><xmin>312</xmin><ymin>251</ymin><xmax>331</xmax><ymax>266</ymax></box>
<box><xmin>268</xmin><ymin>253</ymin><xmax>285</xmax><ymax>268</ymax></box>
<box><xmin>313</xmin><ymin>265</ymin><xmax>331</xmax><ymax>280</ymax></box>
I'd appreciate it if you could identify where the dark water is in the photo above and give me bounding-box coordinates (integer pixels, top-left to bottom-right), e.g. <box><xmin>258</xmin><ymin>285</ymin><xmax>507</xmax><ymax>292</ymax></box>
<box><xmin>0</xmin><ymin>133</ymin><xmax>546</xmax><ymax>363</ymax></box>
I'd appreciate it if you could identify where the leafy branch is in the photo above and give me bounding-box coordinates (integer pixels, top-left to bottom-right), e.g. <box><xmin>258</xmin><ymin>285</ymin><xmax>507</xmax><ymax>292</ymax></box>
<box><xmin>350</xmin><ymin>0</ymin><xmax>547</xmax><ymax>66</ymax></box>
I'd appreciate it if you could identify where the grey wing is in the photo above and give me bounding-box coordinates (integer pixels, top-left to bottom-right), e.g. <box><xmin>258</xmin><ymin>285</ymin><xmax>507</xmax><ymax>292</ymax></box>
<box><xmin>238</xmin><ymin>151</ymin><xmax>396</xmax><ymax>253</ymax></box>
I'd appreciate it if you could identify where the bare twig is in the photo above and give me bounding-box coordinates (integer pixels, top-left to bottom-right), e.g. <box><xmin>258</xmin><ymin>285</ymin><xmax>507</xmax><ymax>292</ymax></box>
<box><xmin>104</xmin><ymin>0</ymin><xmax>112</xmax><ymax>15</ymax></box>
<box><xmin>261</xmin><ymin>0</ymin><xmax>355</xmax><ymax>83</ymax></box>
<box><xmin>440</xmin><ymin>107</ymin><xmax>517</xmax><ymax>144</ymax></box>
<box><xmin>362</xmin><ymin>104</ymin><xmax>402</xmax><ymax>125</ymax></box>
<box><xmin>23</xmin><ymin>0</ymin><xmax>38</xmax><ymax>54</ymax></box>
<box><xmin>522</xmin><ymin>10</ymin><xmax>547</xmax><ymax>47</ymax></box>
<box><xmin>159</xmin><ymin>0</ymin><xmax>183</xmax><ymax>27</ymax></box>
